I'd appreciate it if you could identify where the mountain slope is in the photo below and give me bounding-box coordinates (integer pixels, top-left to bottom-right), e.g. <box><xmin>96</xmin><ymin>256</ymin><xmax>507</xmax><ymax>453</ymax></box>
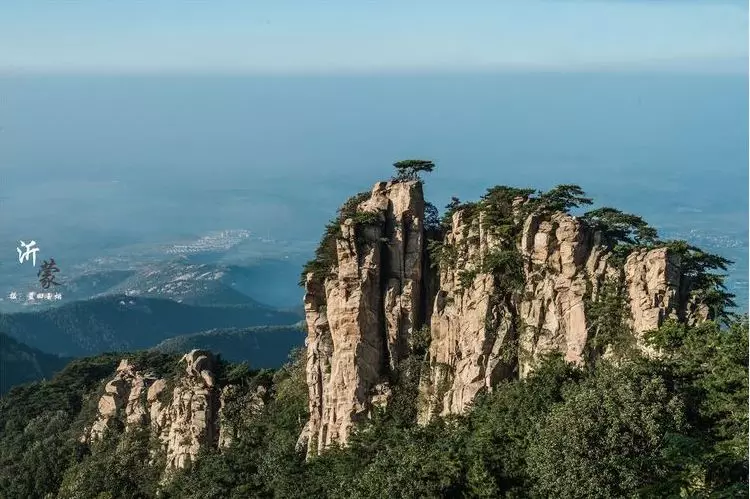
<box><xmin>0</xmin><ymin>295</ymin><xmax>303</xmax><ymax>357</ymax></box>
<box><xmin>0</xmin><ymin>333</ymin><xmax>72</xmax><ymax>395</ymax></box>
<box><xmin>151</xmin><ymin>324</ymin><xmax>306</xmax><ymax>367</ymax></box>
<box><xmin>0</xmin><ymin>318</ymin><xmax>745</xmax><ymax>498</ymax></box>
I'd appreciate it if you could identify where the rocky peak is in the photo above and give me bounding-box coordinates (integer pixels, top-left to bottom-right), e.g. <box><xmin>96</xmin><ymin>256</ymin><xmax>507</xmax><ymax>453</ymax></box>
<box><xmin>300</xmin><ymin>179</ymin><xmax>726</xmax><ymax>455</ymax></box>
<box><xmin>83</xmin><ymin>349</ymin><xmax>242</xmax><ymax>479</ymax></box>
<box><xmin>301</xmin><ymin>179</ymin><xmax>425</xmax><ymax>455</ymax></box>
<box><xmin>181</xmin><ymin>349</ymin><xmax>216</xmax><ymax>388</ymax></box>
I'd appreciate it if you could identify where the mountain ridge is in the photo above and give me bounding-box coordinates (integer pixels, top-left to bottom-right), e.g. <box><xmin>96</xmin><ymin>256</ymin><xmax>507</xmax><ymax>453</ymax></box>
<box><xmin>0</xmin><ymin>294</ymin><xmax>303</xmax><ymax>357</ymax></box>
<box><xmin>0</xmin><ymin>332</ymin><xmax>72</xmax><ymax>394</ymax></box>
<box><xmin>151</xmin><ymin>323</ymin><xmax>306</xmax><ymax>367</ymax></box>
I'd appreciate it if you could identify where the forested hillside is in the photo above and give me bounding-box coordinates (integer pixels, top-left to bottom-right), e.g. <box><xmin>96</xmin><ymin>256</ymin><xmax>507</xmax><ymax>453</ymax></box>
<box><xmin>0</xmin><ymin>295</ymin><xmax>302</xmax><ymax>357</ymax></box>
<box><xmin>0</xmin><ymin>318</ymin><xmax>746</xmax><ymax>498</ymax></box>
<box><xmin>151</xmin><ymin>324</ymin><xmax>305</xmax><ymax>366</ymax></box>
<box><xmin>0</xmin><ymin>333</ymin><xmax>72</xmax><ymax>394</ymax></box>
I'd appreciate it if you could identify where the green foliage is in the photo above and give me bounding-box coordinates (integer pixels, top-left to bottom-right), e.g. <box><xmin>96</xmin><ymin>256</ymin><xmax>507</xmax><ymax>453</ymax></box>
<box><xmin>582</xmin><ymin>207</ymin><xmax>658</xmax><ymax>246</ymax></box>
<box><xmin>457</xmin><ymin>268</ymin><xmax>478</xmax><ymax>291</ymax></box>
<box><xmin>441</xmin><ymin>196</ymin><xmax>463</xmax><ymax>228</ymax></box>
<box><xmin>300</xmin><ymin>191</ymin><xmax>371</xmax><ymax>286</ymax></box>
<box><xmin>335</xmin><ymin>421</ymin><xmax>466</xmax><ymax>498</ymax></box>
<box><xmin>350</xmin><ymin>210</ymin><xmax>381</xmax><ymax>227</ymax></box>
<box><xmin>123</xmin><ymin>350</ymin><xmax>185</xmax><ymax>379</ymax></box>
<box><xmin>645</xmin><ymin>318</ymin><xmax>749</xmax><ymax>495</ymax></box>
<box><xmin>426</xmin><ymin>239</ymin><xmax>458</xmax><ymax>269</ymax></box>
<box><xmin>381</xmin><ymin>356</ymin><xmax>424</xmax><ymax>428</ymax></box>
<box><xmin>433</xmin><ymin>362</ymin><xmax>454</xmax><ymax>397</ymax></box>
<box><xmin>0</xmin><ymin>353</ymin><xmax>121</xmax><ymax>497</ymax></box>
<box><xmin>392</xmin><ymin>159</ymin><xmax>435</xmax><ymax>182</ymax></box>
<box><xmin>482</xmin><ymin>185</ymin><xmax>536</xmax><ymax>205</ymax></box>
<box><xmin>0</xmin><ymin>409</ymin><xmax>85</xmax><ymax>499</ymax></box>
<box><xmin>441</xmin><ymin>186</ymin><xmax>532</xmax><ymax>299</ymax></box>
<box><xmin>527</xmin><ymin>362</ymin><xmax>691</xmax><ymax>498</ymax></box>
<box><xmin>454</xmin><ymin>201</ymin><xmax>480</xmax><ymax>230</ymax></box>
<box><xmin>58</xmin><ymin>427</ymin><xmax>164</xmax><ymax>499</ymax></box>
<box><xmin>464</xmin><ymin>354</ymin><xmax>582</xmax><ymax>495</ymax></box>
<box><xmin>216</xmin><ymin>361</ymin><xmax>254</xmax><ymax>386</ymax></box>
<box><xmin>437</xmin><ymin>186</ymin><xmax>533</xmax><ymax>300</ymax></box>
<box><xmin>584</xmin><ymin>277</ymin><xmax>635</xmax><ymax>360</ymax></box>
<box><xmin>424</xmin><ymin>201</ymin><xmax>441</xmax><ymax>233</ymax></box>
<box><xmin>426</xmin><ymin>238</ymin><xmax>443</xmax><ymax>268</ymax></box>
<box><xmin>481</xmin><ymin>249</ymin><xmax>525</xmax><ymax>294</ymax></box>
<box><xmin>409</xmin><ymin>325</ymin><xmax>432</xmax><ymax>357</ymax></box>
<box><xmin>477</xmin><ymin>185</ymin><xmax>535</xmax><ymax>243</ymax></box>
<box><xmin>581</xmin><ymin>207</ymin><xmax>659</xmax><ymax>267</ymax></box>
<box><xmin>1</xmin><ymin>354</ymin><xmax>122</xmax><ymax>430</ymax></box>
<box><xmin>161</xmin><ymin>349</ymin><xmax>310</xmax><ymax>499</ymax></box>
<box><xmin>534</xmin><ymin>184</ymin><xmax>593</xmax><ymax>213</ymax></box>
<box><xmin>442</xmin><ymin>184</ymin><xmax>591</xmax><ymax>239</ymax></box>
<box><xmin>663</xmin><ymin>240</ymin><xmax>736</xmax><ymax>320</ymax></box>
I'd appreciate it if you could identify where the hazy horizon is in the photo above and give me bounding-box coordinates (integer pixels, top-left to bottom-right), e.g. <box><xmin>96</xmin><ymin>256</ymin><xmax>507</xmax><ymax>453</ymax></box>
<box><xmin>1</xmin><ymin>1</ymin><xmax>746</xmax><ymax>74</ymax></box>
<box><xmin>0</xmin><ymin>70</ymin><xmax>747</xmax><ymax>310</ymax></box>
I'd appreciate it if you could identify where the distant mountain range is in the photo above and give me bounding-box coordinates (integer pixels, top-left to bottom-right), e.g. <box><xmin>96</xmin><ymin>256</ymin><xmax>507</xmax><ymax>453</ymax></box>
<box><xmin>1</xmin><ymin>257</ymin><xmax>305</xmax><ymax>312</ymax></box>
<box><xmin>0</xmin><ymin>255</ymin><xmax>308</xmax><ymax>393</ymax></box>
<box><xmin>0</xmin><ymin>294</ymin><xmax>303</xmax><ymax>357</ymax></box>
<box><xmin>0</xmin><ymin>323</ymin><xmax>306</xmax><ymax>395</ymax></box>
<box><xmin>151</xmin><ymin>324</ymin><xmax>306</xmax><ymax>367</ymax></box>
<box><xmin>0</xmin><ymin>332</ymin><xmax>72</xmax><ymax>395</ymax></box>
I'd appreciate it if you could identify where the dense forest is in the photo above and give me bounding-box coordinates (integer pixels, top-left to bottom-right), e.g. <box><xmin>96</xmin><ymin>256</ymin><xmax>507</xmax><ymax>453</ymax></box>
<box><xmin>0</xmin><ymin>316</ymin><xmax>746</xmax><ymax>498</ymax></box>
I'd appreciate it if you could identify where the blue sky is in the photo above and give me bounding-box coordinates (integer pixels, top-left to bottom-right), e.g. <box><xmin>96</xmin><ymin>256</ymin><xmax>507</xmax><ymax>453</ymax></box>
<box><xmin>0</xmin><ymin>1</ymin><xmax>747</xmax><ymax>73</ymax></box>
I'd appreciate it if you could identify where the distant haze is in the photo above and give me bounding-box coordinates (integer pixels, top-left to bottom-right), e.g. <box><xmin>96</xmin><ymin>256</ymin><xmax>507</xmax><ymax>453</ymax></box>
<box><xmin>0</xmin><ymin>71</ymin><xmax>747</xmax><ymax>310</ymax></box>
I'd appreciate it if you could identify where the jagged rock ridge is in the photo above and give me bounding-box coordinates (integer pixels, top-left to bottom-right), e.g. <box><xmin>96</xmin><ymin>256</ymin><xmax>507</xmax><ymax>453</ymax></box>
<box><xmin>83</xmin><ymin>349</ymin><xmax>267</xmax><ymax>479</ymax></box>
<box><xmin>300</xmin><ymin>179</ymin><xmax>718</xmax><ymax>455</ymax></box>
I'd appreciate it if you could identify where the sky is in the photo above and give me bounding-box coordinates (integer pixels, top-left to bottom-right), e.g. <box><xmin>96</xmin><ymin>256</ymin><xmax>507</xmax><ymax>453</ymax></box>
<box><xmin>0</xmin><ymin>0</ymin><xmax>747</xmax><ymax>74</ymax></box>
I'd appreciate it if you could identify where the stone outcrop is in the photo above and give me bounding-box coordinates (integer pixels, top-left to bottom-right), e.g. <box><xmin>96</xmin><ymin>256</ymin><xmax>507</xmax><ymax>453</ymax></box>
<box><xmin>302</xmin><ymin>180</ymin><xmax>424</xmax><ymax>455</ymax></box>
<box><xmin>301</xmin><ymin>179</ymin><xmax>716</xmax><ymax>455</ymax></box>
<box><xmin>421</xmin><ymin>210</ymin><xmax>696</xmax><ymax>420</ymax></box>
<box><xmin>83</xmin><ymin>350</ymin><xmax>238</xmax><ymax>477</ymax></box>
<box><xmin>420</xmin><ymin>209</ymin><xmax>518</xmax><ymax>422</ymax></box>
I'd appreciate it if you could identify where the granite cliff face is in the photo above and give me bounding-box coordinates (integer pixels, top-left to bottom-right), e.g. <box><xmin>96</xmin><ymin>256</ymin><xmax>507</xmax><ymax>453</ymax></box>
<box><xmin>300</xmin><ymin>179</ymin><xmax>715</xmax><ymax>455</ymax></box>
<box><xmin>83</xmin><ymin>349</ymin><xmax>258</xmax><ymax>478</ymax></box>
<box><xmin>300</xmin><ymin>180</ymin><xmax>425</xmax><ymax>455</ymax></box>
<box><xmin>420</xmin><ymin>210</ymin><xmax>706</xmax><ymax>420</ymax></box>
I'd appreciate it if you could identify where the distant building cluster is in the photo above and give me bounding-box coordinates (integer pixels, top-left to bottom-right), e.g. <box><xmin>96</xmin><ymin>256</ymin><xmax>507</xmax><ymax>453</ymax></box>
<box><xmin>166</xmin><ymin>229</ymin><xmax>251</xmax><ymax>255</ymax></box>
